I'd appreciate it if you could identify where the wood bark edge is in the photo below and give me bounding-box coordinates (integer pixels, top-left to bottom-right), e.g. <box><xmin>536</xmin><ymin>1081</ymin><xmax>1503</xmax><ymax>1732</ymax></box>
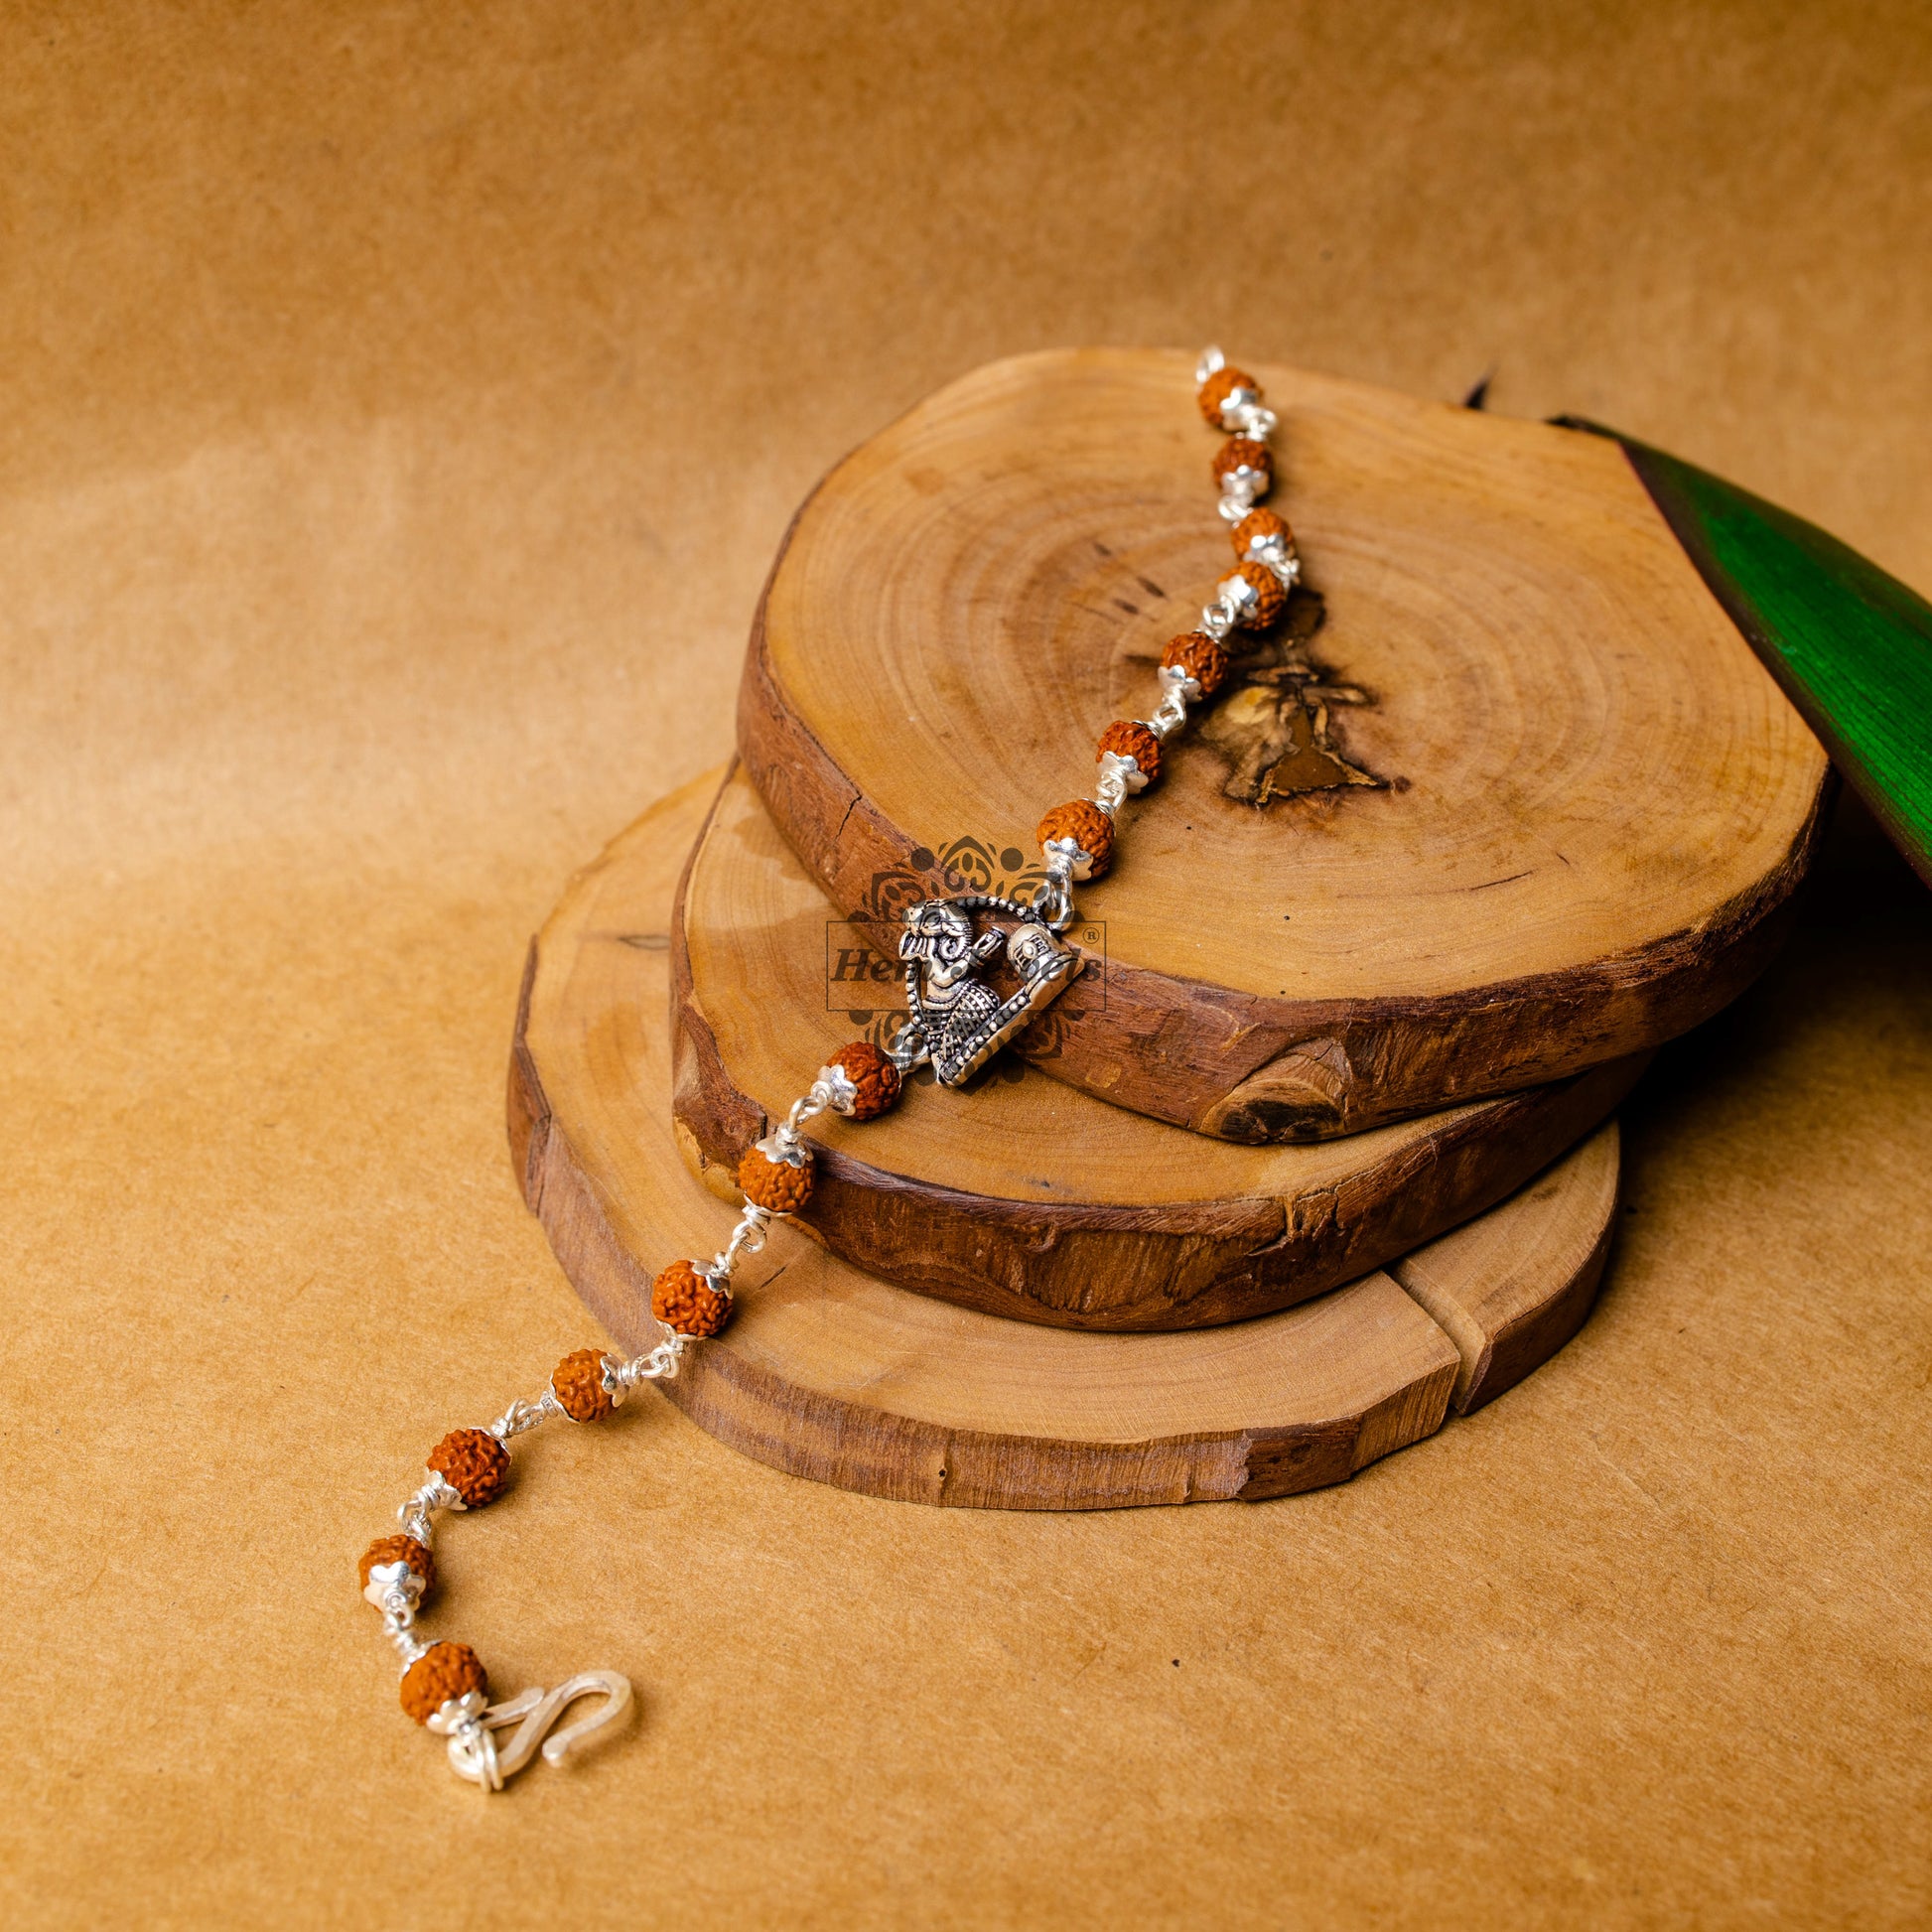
<box><xmin>672</xmin><ymin>764</ymin><xmax>1648</xmax><ymax>1330</ymax></box>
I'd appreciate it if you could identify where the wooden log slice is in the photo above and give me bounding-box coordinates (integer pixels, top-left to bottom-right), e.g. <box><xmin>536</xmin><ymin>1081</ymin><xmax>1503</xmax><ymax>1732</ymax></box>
<box><xmin>510</xmin><ymin>771</ymin><xmax>1623</xmax><ymax>1511</ymax></box>
<box><xmin>672</xmin><ymin>762</ymin><xmax>1644</xmax><ymax>1330</ymax></box>
<box><xmin>739</xmin><ymin>346</ymin><xmax>1831</xmax><ymax>1141</ymax></box>
<box><xmin>1388</xmin><ymin>1118</ymin><xmax>1620</xmax><ymax>1416</ymax></box>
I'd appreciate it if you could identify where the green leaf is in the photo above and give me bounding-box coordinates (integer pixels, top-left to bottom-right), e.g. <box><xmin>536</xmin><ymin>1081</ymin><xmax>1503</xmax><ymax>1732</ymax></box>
<box><xmin>1560</xmin><ymin>421</ymin><xmax>1932</xmax><ymax>888</ymax></box>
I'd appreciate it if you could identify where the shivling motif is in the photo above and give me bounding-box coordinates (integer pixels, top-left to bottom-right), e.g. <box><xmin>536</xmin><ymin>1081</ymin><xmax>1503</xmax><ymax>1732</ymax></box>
<box><xmin>361</xmin><ymin>349</ymin><xmax>1302</xmax><ymax>1788</ymax></box>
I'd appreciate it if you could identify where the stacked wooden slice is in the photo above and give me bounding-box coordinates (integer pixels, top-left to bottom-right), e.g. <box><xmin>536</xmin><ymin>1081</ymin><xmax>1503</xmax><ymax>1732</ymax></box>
<box><xmin>513</xmin><ymin>350</ymin><xmax>1831</xmax><ymax>1509</ymax></box>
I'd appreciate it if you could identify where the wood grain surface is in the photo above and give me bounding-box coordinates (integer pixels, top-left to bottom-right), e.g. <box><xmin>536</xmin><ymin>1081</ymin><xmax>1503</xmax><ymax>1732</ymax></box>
<box><xmin>740</xmin><ymin>347</ymin><xmax>1832</xmax><ymax>1141</ymax></box>
<box><xmin>514</xmin><ymin>773</ymin><xmax>1621</xmax><ymax>1508</ymax></box>
<box><xmin>1390</xmin><ymin>1120</ymin><xmax>1621</xmax><ymax>1414</ymax></box>
<box><xmin>668</xmin><ymin>762</ymin><xmax>1642</xmax><ymax>1328</ymax></box>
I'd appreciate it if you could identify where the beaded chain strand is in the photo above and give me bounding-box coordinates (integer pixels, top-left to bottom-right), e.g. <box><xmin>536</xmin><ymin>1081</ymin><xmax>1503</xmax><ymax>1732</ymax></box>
<box><xmin>360</xmin><ymin>348</ymin><xmax>1301</xmax><ymax>1789</ymax></box>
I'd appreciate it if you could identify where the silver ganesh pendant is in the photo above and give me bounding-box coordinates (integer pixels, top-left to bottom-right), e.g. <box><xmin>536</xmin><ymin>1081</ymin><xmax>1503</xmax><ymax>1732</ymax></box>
<box><xmin>893</xmin><ymin>896</ymin><xmax>1081</xmax><ymax>1088</ymax></box>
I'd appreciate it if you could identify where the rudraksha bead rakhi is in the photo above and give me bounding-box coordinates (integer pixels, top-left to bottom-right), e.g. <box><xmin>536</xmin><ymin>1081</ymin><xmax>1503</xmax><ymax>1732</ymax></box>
<box><xmin>361</xmin><ymin>351</ymin><xmax>1302</xmax><ymax>1789</ymax></box>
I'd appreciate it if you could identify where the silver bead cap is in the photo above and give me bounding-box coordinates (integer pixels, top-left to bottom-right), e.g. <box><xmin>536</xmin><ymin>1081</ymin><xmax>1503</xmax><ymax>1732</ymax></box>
<box><xmin>813</xmin><ymin>1060</ymin><xmax>861</xmax><ymax>1116</ymax></box>
<box><xmin>1042</xmin><ymin>833</ymin><xmax>1098</xmax><ymax>884</ymax></box>
<box><xmin>752</xmin><ymin>1127</ymin><xmax>813</xmax><ymax>1168</ymax></box>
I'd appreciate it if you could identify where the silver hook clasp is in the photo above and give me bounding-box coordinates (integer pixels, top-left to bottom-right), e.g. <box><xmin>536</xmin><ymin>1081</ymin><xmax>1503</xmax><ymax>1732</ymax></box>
<box><xmin>429</xmin><ymin>1670</ymin><xmax>633</xmax><ymax>1791</ymax></box>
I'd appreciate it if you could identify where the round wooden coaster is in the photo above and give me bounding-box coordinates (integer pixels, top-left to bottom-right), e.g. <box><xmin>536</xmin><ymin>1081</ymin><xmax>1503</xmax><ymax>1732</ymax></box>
<box><xmin>739</xmin><ymin>346</ymin><xmax>1829</xmax><ymax>1142</ymax></box>
<box><xmin>511</xmin><ymin>773</ymin><xmax>1622</xmax><ymax>1510</ymax></box>
<box><xmin>671</xmin><ymin>762</ymin><xmax>1642</xmax><ymax>1331</ymax></box>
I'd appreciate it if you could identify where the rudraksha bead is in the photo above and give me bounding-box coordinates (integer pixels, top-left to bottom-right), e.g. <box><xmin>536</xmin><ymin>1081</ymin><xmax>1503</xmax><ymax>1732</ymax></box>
<box><xmin>358</xmin><ymin>1533</ymin><xmax>435</xmax><ymax>1596</ymax></box>
<box><xmin>1230</xmin><ymin>506</ymin><xmax>1294</xmax><ymax>563</ymax></box>
<box><xmin>399</xmin><ymin>1641</ymin><xmax>487</xmax><ymax>1725</ymax></box>
<box><xmin>551</xmin><ymin>1348</ymin><xmax>618</xmax><ymax>1422</ymax></box>
<box><xmin>427</xmin><ymin>1428</ymin><xmax>510</xmax><ymax>1508</ymax></box>
<box><xmin>1219</xmin><ymin>558</ymin><xmax>1288</xmax><ymax>630</ymax></box>
<box><xmin>651</xmin><ymin>1259</ymin><xmax>733</xmax><ymax>1338</ymax></box>
<box><xmin>1211</xmin><ymin>437</ymin><xmax>1273</xmax><ymax>489</ymax></box>
<box><xmin>1161</xmin><ymin>630</ymin><xmax>1231</xmax><ymax>698</ymax></box>
<box><xmin>1098</xmin><ymin>719</ymin><xmax>1163</xmax><ymax>786</ymax></box>
<box><xmin>1036</xmin><ymin>799</ymin><xmax>1117</xmax><ymax>881</ymax></box>
<box><xmin>739</xmin><ymin>1145</ymin><xmax>815</xmax><ymax>1212</ymax></box>
<box><xmin>1197</xmin><ymin>365</ymin><xmax>1260</xmax><ymax>427</ymax></box>
<box><xmin>823</xmin><ymin>1040</ymin><xmax>901</xmax><ymax>1121</ymax></box>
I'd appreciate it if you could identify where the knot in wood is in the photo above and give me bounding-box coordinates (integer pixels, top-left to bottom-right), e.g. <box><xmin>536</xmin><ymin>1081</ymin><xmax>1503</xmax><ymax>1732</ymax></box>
<box><xmin>428</xmin><ymin>1427</ymin><xmax>511</xmax><ymax>1508</ymax></box>
<box><xmin>1097</xmin><ymin>720</ymin><xmax>1163</xmax><ymax>785</ymax></box>
<box><xmin>1211</xmin><ymin>436</ymin><xmax>1273</xmax><ymax>488</ymax></box>
<box><xmin>1160</xmin><ymin>630</ymin><xmax>1231</xmax><ymax>697</ymax></box>
<box><xmin>551</xmin><ymin>1348</ymin><xmax>618</xmax><ymax>1422</ymax></box>
<box><xmin>400</xmin><ymin>1641</ymin><xmax>487</xmax><ymax>1725</ymax></box>
<box><xmin>826</xmin><ymin>1040</ymin><xmax>902</xmax><ymax>1121</ymax></box>
<box><xmin>358</xmin><ymin>1533</ymin><xmax>435</xmax><ymax>1594</ymax></box>
<box><xmin>1035</xmin><ymin>799</ymin><xmax>1116</xmax><ymax>879</ymax></box>
<box><xmin>651</xmin><ymin>1259</ymin><xmax>734</xmax><ymax>1338</ymax></box>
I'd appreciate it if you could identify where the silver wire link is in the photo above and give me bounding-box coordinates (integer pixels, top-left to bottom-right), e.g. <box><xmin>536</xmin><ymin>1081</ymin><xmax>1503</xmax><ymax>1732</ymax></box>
<box><xmin>1094</xmin><ymin>749</ymin><xmax>1148</xmax><ymax>815</ymax></box>
<box><xmin>488</xmin><ymin>1391</ymin><xmax>566</xmax><ymax>1441</ymax></box>
<box><xmin>711</xmin><ymin>1198</ymin><xmax>773</xmax><ymax>1282</ymax></box>
<box><xmin>1198</xmin><ymin>584</ymin><xmax>1246</xmax><ymax>638</ymax></box>
<box><xmin>615</xmin><ymin>1331</ymin><xmax>688</xmax><ymax>1387</ymax></box>
<box><xmin>887</xmin><ymin>1018</ymin><xmax>930</xmax><ymax>1072</ymax></box>
<box><xmin>396</xmin><ymin>1473</ymin><xmax>463</xmax><ymax>1542</ymax></box>
<box><xmin>1148</xmin><ymin>663</ymin><xmax>1195</xmax><ymax>740</ymax></box>
<box><xmin>1029</xmin><ymin>872</ymin><xmax>1072</xmax><ymax>930</ymax></box>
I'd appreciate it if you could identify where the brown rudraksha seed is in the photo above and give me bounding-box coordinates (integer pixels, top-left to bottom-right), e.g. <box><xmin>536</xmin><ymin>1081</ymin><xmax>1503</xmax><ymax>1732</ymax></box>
<box><xmin>399</xmin><ymin>1640</ymin><xmax>487</xmax><ymax>1725</ymax></box>
<box><xmin>1225</xmin><ymin>558</ymin><xmax>1288</xmax><ymax>630</ymax></box>
<box><xmin>1161</xmin><ymin>630</ymin><xmax>1231</xmax><ymax>698</ymax></box>
<box><xmin>1097</xmin><ymin>720</ymin><xmax>1163</xmax><ymax>786</ymax></box>
<box><xmin>427</xmin><ymin>1427</ymin><xmax>510</xmax><ymax>1508</ymax></box>
<box><xmin>1036</xmin><ymin>799</ymin><xmax>1117</xmax><ymax>880</ymax></box>
<box><xmin>1197</xmin><ymin>365</ymin><xmax>1260</xmax><ymax>426</ymax></box>
<box><xmin>1230</xmin><ymin>506</ymin><xmax>1294</xmax><ymax>562</ymax></box>
<box><xmin>1211</xmin><ymin>436</ymin><xmax>1273</xmax><ymax>489</ymax></box>
<box><xmin>651</xmin><ymin>1259</ymin><xmax>733</xmax><ymax>1338</ymax></box>
<box><xmin>358</xmin><ymin>1533</ymin><xmax>435</xmax><ymax>1595</ymax></box>
<box><xmin>551</xmin><ymin>1347</ymin><xmax>618</xmax><ymax>1422</ymax></box>
<box><xmin>739</xmin><ymin>1145</ymin><xmax>816</xmax><ymax>1212</ymax></box>
<box><xmin>826</xmin><ymin>1040</ymin><xmax>901</xmax><ymax>1121</ymax></box>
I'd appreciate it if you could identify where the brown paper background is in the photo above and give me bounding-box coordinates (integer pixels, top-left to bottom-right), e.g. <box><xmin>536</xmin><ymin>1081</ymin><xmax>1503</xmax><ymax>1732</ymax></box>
<box><xmin>5</xmin><ymin>4</ymin><xmax>1930</xmax><ymax>1926</ymax></box>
